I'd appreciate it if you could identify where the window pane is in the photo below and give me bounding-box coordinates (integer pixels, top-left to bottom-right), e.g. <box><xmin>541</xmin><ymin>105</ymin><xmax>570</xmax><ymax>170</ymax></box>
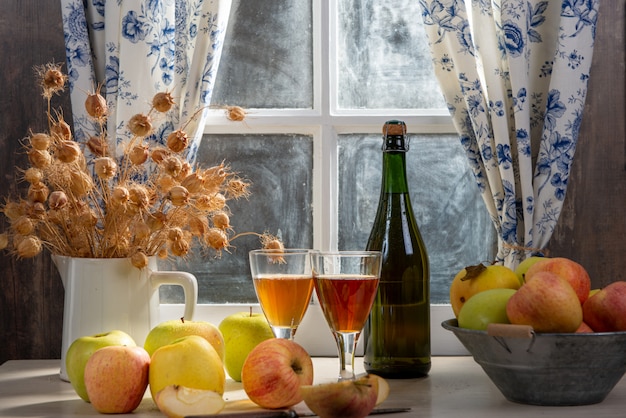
<box><xmin>338</xmin><ymin>134</ymin><xmax>497</xmax><ymax>303</ymax></box>
<box><xmin>337</xmin><ymin>0</ymin><xmax>446</xmax><ymax>109</ymax></box>
<box><xmin>160</xmin><ymin>134</ymin><xmax>314</xmax><ymax>304</ymax></box>
<box><xmin>211</xmin><ymin>0</ymin><xmax>313</xmax><ymax>109</ymax></box>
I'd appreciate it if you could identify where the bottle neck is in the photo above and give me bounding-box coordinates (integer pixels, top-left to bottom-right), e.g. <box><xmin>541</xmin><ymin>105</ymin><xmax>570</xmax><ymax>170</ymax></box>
<box><xmin>381</xmin><ymin>150</ymin><xmax>410</xmax><ymax>194</ymax></box>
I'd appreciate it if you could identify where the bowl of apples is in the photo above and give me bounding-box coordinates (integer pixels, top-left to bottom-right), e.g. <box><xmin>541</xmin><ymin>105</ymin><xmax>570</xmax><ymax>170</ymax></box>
<box><xmin>445</xmin><ymin>257</ymin><xmax>626</xmax><ymax>406</ymax></box>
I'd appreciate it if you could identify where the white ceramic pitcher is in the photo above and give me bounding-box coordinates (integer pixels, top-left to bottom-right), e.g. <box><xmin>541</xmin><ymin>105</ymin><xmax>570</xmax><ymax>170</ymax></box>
<box><xmin>52</xmin><ymin>255</ymin><xmax>198</xmax><ymax>381</ymax></box>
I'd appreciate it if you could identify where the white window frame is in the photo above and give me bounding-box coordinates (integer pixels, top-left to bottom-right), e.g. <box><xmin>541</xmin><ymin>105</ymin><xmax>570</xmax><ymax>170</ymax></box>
<box><xmin>160</xmin><ymin>0</ymin><xmax>468</xmax><ymax>356</ymax></box>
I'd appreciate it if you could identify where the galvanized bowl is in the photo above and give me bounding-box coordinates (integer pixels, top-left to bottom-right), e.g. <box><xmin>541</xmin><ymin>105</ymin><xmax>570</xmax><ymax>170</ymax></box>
<box><xmin>442</xmin><ymin>318</ymin><xmax>626</xmax><ymax>406</ymax></box>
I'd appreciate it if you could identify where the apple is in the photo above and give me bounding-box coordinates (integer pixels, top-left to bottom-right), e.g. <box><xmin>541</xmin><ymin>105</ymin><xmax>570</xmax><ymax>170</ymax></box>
<box><xmin>506</xmin><ymin>271</ymin><xmax>582</xmax><ymax>333</ymax></box>
<box><xmin>576</xmin><ymin>321</ymin><xmax>594</xmax><ymax>333</ymax></box>
<box><xmin>154</xmin><ymin>385</ymin><xmax>225</xmax><ymax>418</ymax></box>
<box><xmin>300</xmin><ymin>374</ymin><xmax>385</xmax><ymax>418</ymax></box>
<box><xmin>583</xmin><ymin>281</ymin><xmax>626</xmax><ymax>332</ymax></box>
<box><xmin>218</xmin><ymin>311</ymin><xmax>274</xmax><ymax>381</ymax></box>
<box><xmin>65</xmin><ymin>330</ymin><xmax>136</xmax><ymax>401</ymax></box>
<box><xmin>83</xmin><ymin>345</ymin><xmax>150</xmax><ymax>413</ymax></box>
<box><xmin>144</xmin><ymin>318</ymin><xmax>225</xmax><ymax>360</ymax></box>
<box><xmin>457</xmin><ymin>288</ymin><xmax>516</xmax><ymax>330</ymax></box>
<box><xmin>241</xmin><ymin>338</ymin><xmax>314</xmax><ymax>409</ymax></box>
<box><xmin>514</xmin><ymin>255</ymin><xmax>546</xmax><ymax>284</ymax></box>
<box><xmin>149</xmin><ymin>335</ymin><xmax>225</xmax><ymax>401</ymax></box>
<box><xmin>449</xmin><ymin>264</ymin><xmax>520</xmax><ymax>317</ymax></box>
<box><xmin>525</xmin><ymin>257</ymin><xmax>591</xmax><ymax>304</ymax></box>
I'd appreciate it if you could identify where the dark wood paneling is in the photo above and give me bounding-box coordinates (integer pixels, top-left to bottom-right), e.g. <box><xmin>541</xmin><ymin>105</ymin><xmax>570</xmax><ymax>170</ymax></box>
<box><xmin>0</xmin><ymin>2</ymin><xmax>623</xmax><ymax>362</ymax></box>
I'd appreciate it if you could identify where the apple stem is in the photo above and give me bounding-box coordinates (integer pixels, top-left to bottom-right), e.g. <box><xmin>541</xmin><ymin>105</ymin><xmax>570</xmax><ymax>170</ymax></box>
<box><xmin>249</xmin><ymin>306</ymin><xmax>253</xmax><ymax>317</ymax></box>
<box><xmin>180</xmin><ymin>317</ymin><xmax>185</xmax><ymax>323</ymax></box>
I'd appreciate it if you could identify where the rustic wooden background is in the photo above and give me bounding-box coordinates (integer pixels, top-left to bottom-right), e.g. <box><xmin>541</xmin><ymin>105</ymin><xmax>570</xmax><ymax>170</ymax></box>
<box><xmin>0</xmin><ymin>2</ymin><xmax>624</xmax><ymax>363</ymax></box>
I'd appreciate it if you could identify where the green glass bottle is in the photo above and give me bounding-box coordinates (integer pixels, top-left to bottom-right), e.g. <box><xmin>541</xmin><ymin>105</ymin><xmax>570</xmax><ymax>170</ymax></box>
<box><xmin>363</xmin><ymin>120</ymin><xmax>431</xmax><ymax>378</ymax></box>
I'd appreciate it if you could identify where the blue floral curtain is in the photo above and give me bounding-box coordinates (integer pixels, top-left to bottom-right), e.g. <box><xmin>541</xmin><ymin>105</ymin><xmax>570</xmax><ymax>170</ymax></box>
<box><xmin>419</xmin><ymin>0</ymin><xmax>599</xmax><ymax>268</ymax></box>
<box><xmin>60</xmin><ymin>0</ymin><xmax>231</xmax><ymax>166</ymax></box>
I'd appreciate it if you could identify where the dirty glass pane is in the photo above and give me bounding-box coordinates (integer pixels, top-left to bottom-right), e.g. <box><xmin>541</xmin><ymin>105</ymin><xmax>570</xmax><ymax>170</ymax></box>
<box><xmin>159</xmin><ymin>134</ymin><xmax>314</xmax><ymax>303</ymax></box>
<box><xmin>338</xmin><ymin>134</ymin><xmax>497</xmax><ymax>303</ymax></box>
<box><xmin>211</xmin><ymin>0</ymin><xmax>313</xmax><ymax>109</ymax></box>
<box><xmin>337</xmin><ymin>0</ymin><xmax>446</xmax><ymax>109</ymax></box>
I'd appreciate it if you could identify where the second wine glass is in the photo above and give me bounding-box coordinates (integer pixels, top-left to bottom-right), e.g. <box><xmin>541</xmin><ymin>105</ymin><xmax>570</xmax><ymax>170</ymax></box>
<box><xmin>249</xmin><ymin>249</ymin><xmax>315</xmax><ymax>340</ymax></box>
<box><xmin>311</xmin><ymin>250</ymin><xmax>382</xmax><ymax>380</ymax></box>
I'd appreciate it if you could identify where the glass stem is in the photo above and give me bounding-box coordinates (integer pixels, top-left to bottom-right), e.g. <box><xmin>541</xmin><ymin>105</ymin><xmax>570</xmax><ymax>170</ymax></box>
<box><xmin>334</xmin><ymin>331</ymin><xmax>359</xmax><ymax>380</ymax></box>
<box><xmin>271</xmin><ymin>325</ymin><xmax>295</xmax><ymax>340</ymax></box>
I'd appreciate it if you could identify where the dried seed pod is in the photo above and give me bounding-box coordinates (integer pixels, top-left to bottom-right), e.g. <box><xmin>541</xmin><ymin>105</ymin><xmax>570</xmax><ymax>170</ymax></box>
<box><xmin>147</xmin><ymin>211</ymin><xmax>167</xmax><ymax>232</ymax></box>
<box><xmin>69</xmin><ymin>170</ymin><xmax>94</xmax><ymax>196</ymax></box>
<box><xmin>152</xmin><ymin>92</ymin><xmax>175</xmax><ymax>113</ymax></box>
<box><xmin>15</xmin><ymin>235</ymin><xmax>42</xmax><ymax>258</ymax></box>
<box><xmin>94</xmin><ymin>157</ymin><xmax>117</xmax><ymax>180</ymax></box>
<box><xmin>226</xmin><ymin>106</ymin><xmax>247</xmax><ymax>122</ymax></box>
<box><xmin>28</xmin><ymin>149</ymin><xmax>52</xmax><ymax>169</ymax></box>
<box><xmin>177</xmin><ymin>162</ymin><xmax>192</xmax><ymax>181</ymax></box>
<box><xmin>131</xmin><ymin>221</ymin><xmax>152</xmax><ymax>241</ymax></box>
<box><xmin>162</xmin><ymin>155</ymin><xmax>184</xmax><ymax>178</ymax></box>
<box><xmin>86</xmin><ymin>135</ymin><xmax>109</xmax><ymax>157</ymax></box>
<box><xmin>47</xmin><ymin>208</ymin><xmax>65</xmax><ymax>225</ymax></box>
<box><xmin>166</xmin><ymin>129</ymin><xmax>189</xmax><ymax>153</ymax></box>
<box><xmin>48</xmin><ymin>190</ymin><xmax>68</xmax><ymax>210</ymax></box>
<box><xmin>39</xmin><ymin>64</ymin><xmax>67</xmax><ymax>98</ymax></box>
<box><xmin>12</xmin><ymin>216</ymin><xmax>35</xmax><ymax>236</ymax></box>
<box><xmin>128</xmin><ymin>113</ymin><xmax>152</xmax><ymax>137</ymax></box>
<box><xmin>3</xmin><ymin>201</ymin><xmax>24</xmax><ymax>221</ymax></box>
<box><xmin>205</xmin><ymin>227</ymin><xmax>230</xmax><ymax>254</ymax></box>
<box><xmin>85</xmin><ymin>91</ymin><xmax>108</xmax><ymax>119</ymax></box>
<box><xmin>194</xmin><ymin>193</ymin><xmax>226</xmax><ymax>212</ymax></box>
<box><xmin>212</xmin><ymin>211</ymin><xmax>231</xmax><ymax>230</ymax></box>
<box><xmin>28</xmin><ymin>182</ymin><xmax>49</xmax><ymax>203</ymax></box>
<box><xmin>168</xmin><ymin>227</ymin><xmax>185</xmax><ymax>243</ymax></box>
<box><xmin>151</xmin><ymin>147</ymin><xmax>171</xmax><ymax>164</ymax></box>
<box><xmin>29</xmin><ymin>202</ymin><xmax>47</xmax><ymax>220</ymax></box>
<box><xmin>51</xmin><ymin>118</ymin><xmax>72</xmax><ymax>141</ymax></box>
<box><xmin>129</xmin><ymin>143</ymin><xmax>149</xmax><ymax>165</ymax></box>
<box><xmin>156</xmin><ymin>174</ymin><xmax>177</xmax><ymax>193</ymax></box>
<box><xmin>181</xmin><ymin>172</ymin><xmax>205</xmax><ymax>194</ymax></box>
<box><xmin>23</xmin><ymin>168</ymin><xmax>44</xmax><ymax>184</ymax></box>
<box><xmin>157</xmin><ymin>247</ymin><xmax>169</xmax><ymax>259</ymax></box>
<box><xmin>128</xmin><ymin>185</ymin><xmax>151</xmax><ymax>212</ymax></box>
<box><xmin>170</xmin><ymin>238</ymin><xmax>190</xmax><ymax>257</ymax></box>
<box><xmin>131</xmin><ymin>251</ymin><xmax>149</xmax><ymax>269</ymax></box>
<box><xmin>111</xmin><ymin>186</ymin><xmax>130</xmax><ymax>207</ymax></box>
<box><xmin>29</xmin><ymin>133</ymin><xmax>51</xmax><ymax>151</ymax></box>
<box><xmin>169</xmin><ymin>185</ymin><xmax>190</xmax><ymax>206</ymax></box>
<box><xmin>227</xmin><ymin>178</ymin><xmax>251</xmax><ymax>199</ymax></box>
<box><xmin>56</xmin><ymin>140</ymin><xmax>81</xmax><ymax>163</ymax></box>
<box><xmin>261</xmin><ymin>234</ymin><xmax>284</xmax><ymax>252</ymax></box>
<box><xmin>189</xmin><ymin>215</ymin><xmax>209</xmax><ymax>236</ymax></box>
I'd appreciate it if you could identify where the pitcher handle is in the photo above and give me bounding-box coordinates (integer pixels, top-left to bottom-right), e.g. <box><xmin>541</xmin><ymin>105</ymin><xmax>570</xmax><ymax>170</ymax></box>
<box><xmin>150</xmin><ymin>271</ymin><xmax>198</xmax><ymax>321</ymax></box>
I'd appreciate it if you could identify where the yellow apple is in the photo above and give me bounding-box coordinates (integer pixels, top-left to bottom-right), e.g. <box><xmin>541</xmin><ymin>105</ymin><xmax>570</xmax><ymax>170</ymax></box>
<box><xmin>144</xmin><ymin>318</ymin><xmax>224</xmax><ymax>360</ymax></box>
<box><xmin>506</xmin><ymin>271</ymin><xmax>582</xmax><ymax>332</ymax></box>
<box><xmin>154</xmin><ymin>385</ymin><xmax>225</xmax><ymax>418</ymax></box>
<box><xmin>514</xmin><ymin>256</ymin><xmax>546</xmax><ymax>284</ymax></box>
<box><xmin>449</xmin><ymin>264</ymin><xmax>520</xmax><ymax>317</ymax></box>
<box><xmin>83</xmin><ymin>345</ymin><xmax>150</xmax><ymax>414</ymax></box>
<box><xmin>149</xmin><ymin>335</ymin><xmax>225</xmax><ymax>401</ymax></box>
<box><xmin>218</xmin><ymin>311</ymin><xmax>274</xmax><ymax>382</ymax></box>
<box><xmin>65</xmin><ymin>330</ymin><xmax>136</xmax><ymax>401</ymax></box>
<box><xmin>241</xmin><ymin>338</ymin><xmax>313</xmax><ymax>409</ymax></box>
<box><xmin>300</xmin><ymin>374</ymin><xmax>383</xmax><ymax>418</ymax></box>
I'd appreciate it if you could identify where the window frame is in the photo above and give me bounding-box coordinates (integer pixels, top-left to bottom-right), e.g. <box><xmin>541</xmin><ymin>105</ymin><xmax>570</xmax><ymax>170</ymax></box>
<box><xmin>164</xmin><ymin>0</ymin><xmax>469</xmax><ymax>356</ymax></box>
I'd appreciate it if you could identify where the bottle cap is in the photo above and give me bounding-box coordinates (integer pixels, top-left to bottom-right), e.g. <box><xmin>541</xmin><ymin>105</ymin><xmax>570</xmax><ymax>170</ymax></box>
<box><xmin>382</xmin><ymin>120</ymin><xmax>409</xmax><ymax>152</ymax></box>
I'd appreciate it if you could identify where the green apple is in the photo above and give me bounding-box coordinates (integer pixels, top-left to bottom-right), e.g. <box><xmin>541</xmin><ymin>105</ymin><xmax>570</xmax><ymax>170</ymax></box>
<box><xmin>457</xmin><ymin>288</ymin><xmax>517</xmax><ymax>330</ymax></box>
<box><xmin>514</xmin><ymin>256</ymin><xmax>546</xmax><ymax>285</ymax></box>
<box><xmin>65</xmin><ymin>330</ymin><xmax>136</xmax><ymax>401</ymax></box>
<box><xmin>144</xmin><ymin>318</ymin><xmax>225</xmax><ymax>360</ymax></box>
<box><xmin>149</xmin><ymin>335</ymin><xmax>225</xmax><ymax>401</ymax></box>
<box><xmin>218</xmin><ymin>311</ymin><xmax>274</xmax><ymax>382</ymax></box>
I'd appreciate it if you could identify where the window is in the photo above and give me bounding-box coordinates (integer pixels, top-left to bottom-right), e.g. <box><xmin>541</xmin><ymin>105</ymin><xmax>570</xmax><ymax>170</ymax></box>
<box><xmin>159</xmin><ymin>0</ymin><xmax>497</xmax><ymax>355</ymax></box>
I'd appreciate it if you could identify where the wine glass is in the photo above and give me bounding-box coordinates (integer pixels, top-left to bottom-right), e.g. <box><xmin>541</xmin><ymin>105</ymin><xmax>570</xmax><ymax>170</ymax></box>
<box><xmin>249</xmin><ymin>249</ymin><xmax>315</xmax><ymax>339</ymax></box>
<box><xmin>311</xmin><ymin>251</ymin><xmax>382</xmax><ymax>380</ymax></box>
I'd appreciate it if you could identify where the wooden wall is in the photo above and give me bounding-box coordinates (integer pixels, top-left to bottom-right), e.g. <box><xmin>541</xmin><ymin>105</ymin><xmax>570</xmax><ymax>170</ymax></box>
<box><xmin>0</xmin><ymin>2</ymin><xmax>624</xmax><ymax>363</ymax></box>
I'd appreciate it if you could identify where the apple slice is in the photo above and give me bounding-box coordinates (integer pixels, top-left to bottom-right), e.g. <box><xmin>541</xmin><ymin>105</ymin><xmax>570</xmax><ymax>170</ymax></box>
<box><xmin>154</xmin><ymin>385</ymin><xmax>225</xmax><ymax>418</ymax></box>
<box><xmin>300</xmin><ymin>374</ymin><xmax>387</xmax><ymax>418</ymax></box>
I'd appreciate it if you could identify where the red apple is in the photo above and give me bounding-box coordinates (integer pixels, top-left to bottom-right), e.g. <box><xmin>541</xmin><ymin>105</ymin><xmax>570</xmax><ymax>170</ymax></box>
<box><xmin>525</xmin><ymin>257</ymin><xmax>591</xmax><ymax>304</ymax></box>
<box><xmin>84</xmin><ymin>345</ymin><xmax>150</xmax><ymax>413</ymax></box>
<box><xmin>506</xmin><ymin>271</ymin><xmax>582</xmax><ymax>333</ymax></box>
<box><xmin>576</xmin><ymin>321</ymin><xmax>594</xmax><ymax>333</ymax></box>
<box><xmin>300</xmin><ymin>374</ymin><xmax>386</xmax><ymax>418</ymax></box>
<box><xmin>582</xmin><ymin>281</ymin><xmax>626</xmax><ymax>332</ymax></box>
<box><xmin>241</xmin><ymin>338</ymin><xmax>314</xmax><ymax>409</ymax></box>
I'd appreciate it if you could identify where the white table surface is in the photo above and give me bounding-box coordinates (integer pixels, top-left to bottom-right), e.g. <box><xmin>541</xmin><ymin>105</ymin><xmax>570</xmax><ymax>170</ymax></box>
<box><xmin>1</xmin><ymin>357</ymin><xmax>625</xmax><ymax>418</ymax></box>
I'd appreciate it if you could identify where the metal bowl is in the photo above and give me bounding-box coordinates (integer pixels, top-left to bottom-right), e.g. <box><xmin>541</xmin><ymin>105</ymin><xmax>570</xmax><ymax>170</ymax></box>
<box><xmin>442</xmin><ymin>318</ymin><xmax>626</xmax><ymax>406</ymax></box>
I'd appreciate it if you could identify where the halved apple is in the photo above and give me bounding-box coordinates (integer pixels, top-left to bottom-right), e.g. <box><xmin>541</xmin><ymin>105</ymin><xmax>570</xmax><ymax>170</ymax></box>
<box><xmin>154</xmin><ymin>385</ymin><xmax>225</xmax><ymax>418</ymax></box>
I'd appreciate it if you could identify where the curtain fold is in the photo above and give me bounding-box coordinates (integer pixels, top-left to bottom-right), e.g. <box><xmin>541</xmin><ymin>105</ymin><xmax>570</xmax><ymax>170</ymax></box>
<box><xmin>60</xmin><ymin>0</ymin><xmax>231</xmax><ymax>168</ymax></box>
<box><xmin>419</xmin><ymin>0</ymin><xmax>599</xmax><ymax>268</ymax></box>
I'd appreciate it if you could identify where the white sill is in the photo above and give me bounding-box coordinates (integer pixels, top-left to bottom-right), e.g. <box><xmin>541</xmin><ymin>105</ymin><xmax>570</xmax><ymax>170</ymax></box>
<box><xmin>159</xmin><ymin>303</ymin><xmax>469</xmax><ymax>357</ymax></box>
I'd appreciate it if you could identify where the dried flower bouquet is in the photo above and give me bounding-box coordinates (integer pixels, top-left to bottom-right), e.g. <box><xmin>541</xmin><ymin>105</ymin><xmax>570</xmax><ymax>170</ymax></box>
<box><xmin>0</xmin><ymin>63</ymin><xmax>281</xmax><ymax>268</ymax></box>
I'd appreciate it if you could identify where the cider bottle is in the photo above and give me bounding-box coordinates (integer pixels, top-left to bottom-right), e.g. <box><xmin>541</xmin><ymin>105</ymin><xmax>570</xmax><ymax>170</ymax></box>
<box><xmin>363</xmin><ymin>120</ymin><xmax>431</xmax><ymax>378</ymax></box>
